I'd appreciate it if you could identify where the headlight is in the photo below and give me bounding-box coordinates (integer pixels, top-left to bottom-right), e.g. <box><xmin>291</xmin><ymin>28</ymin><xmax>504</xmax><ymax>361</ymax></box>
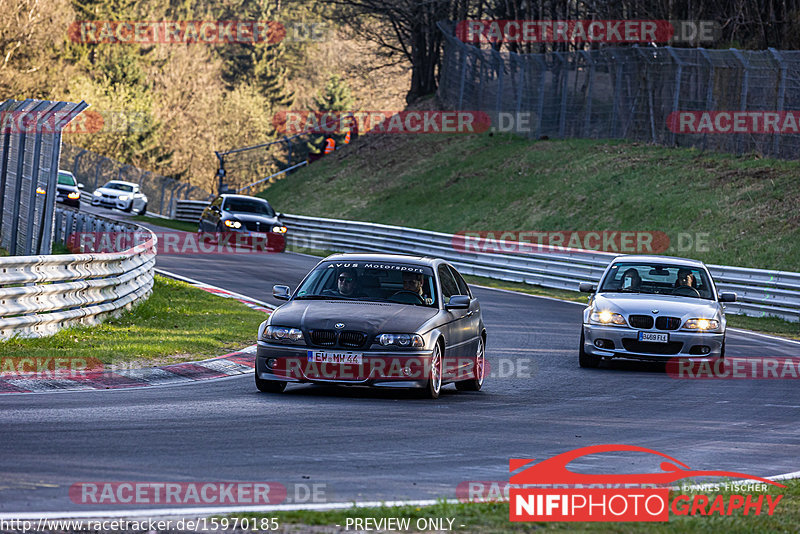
<box><xmin>68</xmin><ymin>192</ymin><xmax>80</xmax><ymax>199</ymax></box>
<box><xmin>224</xmin><ymin>219</ymin><xmax>242</xmax><ymax>229</ymax></box>
<box><xmin>683</xmin><ymin>318</ymin><xmax>720</xmax><ymax>331</ymax></box>
<box><xmin>36</xmin><ymin>187</ymin><xmax>46</xmax><ymax>195</ymax></box>
<box><xmin>377</xmin><ymin>333</ymin><xmax>424</xmax><ymax>348</ymax></box>
<box><xmin>264</xmin><ymin>325</ymin><xmax>304</xmax><ymax>343</ymax></box>
<box><xmin>272</xmin><ymin>226</ymin><xmax>287</xmax><ymax>234</ymax></box>
<box><xmin>93</xmin><ymin>191</ymin><xmax>102</xmax><ymax>196</ymax></box>
<box><xmin>590</xmin><ymin>310</ymin><xmax>627</xmax><ymax>326</ymax></box>
<box><xmin>118</xmin><ymin>194</ymin><xmax>131</xmax><ymax>201</ymax></box>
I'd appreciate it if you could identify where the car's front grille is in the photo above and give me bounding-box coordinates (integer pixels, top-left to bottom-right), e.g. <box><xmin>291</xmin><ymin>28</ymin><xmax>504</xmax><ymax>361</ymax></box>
<box><xmin>310</xmin><ymin>329</ymin><xmax>336</xmax><ymax>346</ymax></box>
<box><xmin>655</xmin><ymin>316</ymin><xmax>681</xmax><ymax>330</ymax></box>
<box><xmin>621</xmin><ymin>339</ymin><xmax>683</xmax><ymax>355</ymax></box>
<box><xmin>243</xmin><ymin>221</ymin><xmax>265</xmax><ymax>232</ymax></box>
<box><xmin>308</xmin><ymin>329</ymin><xmax>368</xmax><ymax>348</ymax></box>
<box><xmin>628</xmin><ymin>315</ymin><xmax>654</xmax><ymax>329</ymax></box>
<box><xmin>339</xmin><ymin>331</ymin><xmax>367</xmax><ymax>348</ymax></box>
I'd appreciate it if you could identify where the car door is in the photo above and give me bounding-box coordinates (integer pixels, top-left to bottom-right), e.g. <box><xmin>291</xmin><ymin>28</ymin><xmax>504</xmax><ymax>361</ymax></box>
<box><xmin>448</xmin><ymin>265</ymin><xmax>480</xmax><ymax>351</ymax></box>
<box><xmin>202</xmin><ymin>197</ymin><xmax>223</xmax><ymax>231</ymax></box>
<box><xmin>438</xmin><ymin>264</ymin><xmax>470</xmax><ymax>378</ymax></box>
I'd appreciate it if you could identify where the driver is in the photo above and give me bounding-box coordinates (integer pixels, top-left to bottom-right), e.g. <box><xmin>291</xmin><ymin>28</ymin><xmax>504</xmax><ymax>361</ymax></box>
<box><xmin>621</xmin><ymin>268</ymin><xmax>641</xmax><ymax>291</ymax></box>
<box><xmin>336</xmin><ymin>268</ymin><xmax>361</xmax><ymax>297</ymax></box>
<box><xmin>402</xmin><ymin>272</ymin><xmax>425</xmax><ymax>296</ymax></box>
<box><xmin>676</xmin><ymin>268</ymin><xmax>695</xmax><ymax>288</ymax></box>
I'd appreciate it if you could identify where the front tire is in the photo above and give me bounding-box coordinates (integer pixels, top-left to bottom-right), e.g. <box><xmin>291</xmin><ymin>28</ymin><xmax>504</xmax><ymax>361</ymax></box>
<box><xmin>456</xmin><ymin>336</ymin><xmax>485</xmax><ymax>391</ymax></box>
<box><xmin>579</xmin><ymin>330</ymin><xmax>600</xmax><ymax>368</ymax></box>
<box><xmin>422</xmin><ymin>343</ymin><xmax>443</xmax><ymax>399</ymax></box>
<box><xmin>255</xmin><ymin>373</ymin><xmax>286</xmax><ymax>393</ymax></box>
<box><xmin>137</xmin><ymin>202</ymin><xmax>147</xmax><ymax>216</ymax></box>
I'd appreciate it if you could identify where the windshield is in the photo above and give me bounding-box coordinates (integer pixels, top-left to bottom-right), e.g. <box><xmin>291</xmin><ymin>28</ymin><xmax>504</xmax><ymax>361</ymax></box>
<box><xmin>104</xmin><ymin>182</ymin><xmax>134</xmax><ymax>192</ymax></box>
<box><xmin>57</xmin><ymin>172</ymin><xmax>76</xmax><ymax>186</ymax></box>
<box><xmin>294</xmin><ymin>261</ymin><xmax>438</xmax><ymax>307</ymax></box>
<box><xmin>223</xmin><ymin>198</ymin><xmax>275</xmax><ymax>216</ymax></box>
<box><xmin>600</xmin><ymin>263</ymin><xmax>714</xmax><ymax>300</ymax></box>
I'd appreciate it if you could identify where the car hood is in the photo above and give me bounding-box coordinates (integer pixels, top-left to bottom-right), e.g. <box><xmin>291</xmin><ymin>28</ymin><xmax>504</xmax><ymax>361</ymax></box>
<box><xmin>95</xmin><ymin>187</ymin><xmax>132</xmax><ymax>197</ymax></box>
<box><xmin>222</xmin><ymin>212</ymin><xmax>281</xmax><ymax>225</ymax></box>
<box><xmin>270</xmin><ymin>300</ymin><xmax>440</xmax><ymax>334</ymax></box>
<box><xmin>594</xmin><ymin>293</ymin><xmax>722</xmax><ymax>318</ymax></box>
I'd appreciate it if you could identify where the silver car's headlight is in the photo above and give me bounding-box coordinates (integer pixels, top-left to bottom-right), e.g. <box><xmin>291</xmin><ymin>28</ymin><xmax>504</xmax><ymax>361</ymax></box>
<box><xmin>93</xmin><ymin>191</ymin><xmax>102</xmax><ymax>197</ymax></box>
<box><xmin>377</xmin><ymin>333</ymin><xmax>424</xmax><ymax>348</ymax></box>
<box><xmin>118</xmin><ymin>194</ymin><xmax>131</xmax><ymax>201</ymax></box>
<box><xmin>683</xmin><ymin>318</ymin><xmax>720</xmax><ymax>331</ymax></box>
<box><xmin>589</xmin><ymin>310</ymin><xmax>627</xmax><ymax>326</ymax></box>
<box><xmin>264</xmin><ymin>325</ymin><xmax>304</xmax><ymax>343</ymax></box>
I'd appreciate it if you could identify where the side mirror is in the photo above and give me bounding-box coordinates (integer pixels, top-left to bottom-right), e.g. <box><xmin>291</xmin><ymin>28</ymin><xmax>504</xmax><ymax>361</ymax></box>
<box><xmin>78</xmin><ymin>183</ymin><xmax>85</xmax><ymax>190</ymax></box>
<box><xmin>719</xmin><ymin>292</ymin><xmax>737</xmax><ymax>303</ymax></box>
<box><xmin>446</xmin><ymin>295</ymin><xmax>470</xmax><ymax>310</ymax></box>
<box><xmin>273</xmin><ymin>285</ymin><xmax>291</xmax><ymax>300</ymax></box>
<box><xmin>579</xmin><ymin>282</ymin><xmax>597</xmax><ymax>293</ymax></box>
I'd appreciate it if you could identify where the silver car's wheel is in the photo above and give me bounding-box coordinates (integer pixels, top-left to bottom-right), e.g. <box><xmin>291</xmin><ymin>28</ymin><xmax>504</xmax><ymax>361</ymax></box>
<box><xmin>456</xmin><ymin>336</ymin><xmax>484</xmax><ymax>391</ymax></box>
<box><xmin>423</xmin><ymin>343</ymin><xmax>443</xmax><ymax>399</ymax></box>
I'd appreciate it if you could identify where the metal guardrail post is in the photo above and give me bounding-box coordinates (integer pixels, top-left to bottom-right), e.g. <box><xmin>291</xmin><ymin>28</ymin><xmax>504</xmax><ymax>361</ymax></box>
<box><xmin>554</xmin><ymin>52</ymin><xmax>568</xmax><ymax>138</ymax></box>
<box><xmin>729</xmin><ymin>49</ymin><xmax>750</xmax><ymax>155</ymax></box>
<box><xmin>769</xmin><ymin>48</ymin><xmax>786</xmax><ymax>156</ymax></box>
<box><xmin>494</xmin><ymin>49</ymin><xmax>504</xmax><ymax>116</ymax></box>
<box><xmin>665</xmin><ymin>47</ymin><xmax>684</xmax><ymax>145</ymax></box>
<box><xmin>581</xmin><ymin>51</ymin><xmax>595</xmax><ymax>138</ymax></box>
<box><xmin>24</xmin><ymin>101</ymin><xmax>62</xmax><ymax>255</ymax></box>
<box><xmin>698</xmin><ymin>49</ymin><xmax>715</xmax><ymax>152</ymax></box>
<box><xmin>609</xmin><ymin>50</ymin><xmax>624</xmax><ymax>138</ymax></box>
<box><xmin>514</xmin><ymin>54</ymin><xmax>523</xmax><ymax>118</ymax></box>
<box><xmin>72</xmin><ymin>148</ymin><xmax>87</xmax><ymax>177</ymax></box>
<box><xmin>93</xmin><ymin>157</ymin><xmax>108</xmax><ymax>189</ymax></box>
<box><xmin>534</xmin><ymin>55</ymin><xmax>547</xmax><ymax>139</ymax></box>
<box><xmin>9</xmin><ymin>100</ymin><xmax>43</xmax><ymax>255</ymax></box>
<box><xmin>457</xmin><ymin>46</ymin><xmax>469</xmax><ymax>110</ymax></box>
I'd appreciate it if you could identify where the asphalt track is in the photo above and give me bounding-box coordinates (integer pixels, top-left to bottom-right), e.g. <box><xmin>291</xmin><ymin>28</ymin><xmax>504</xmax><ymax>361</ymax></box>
<box><xmin>1</xmin><ymin>205</ymin><xmax>798</xmax><ymax>515</ymax></box>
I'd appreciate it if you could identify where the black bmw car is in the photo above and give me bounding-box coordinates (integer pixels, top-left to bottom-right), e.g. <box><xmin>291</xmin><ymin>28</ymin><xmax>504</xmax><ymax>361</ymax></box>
<box><xmin>54</xmin><ymin>170</ymin><xmax>83</xmax><ymax>209</ymax></box>
<box><xmin>255</xmin><ymin>253</ymin><xmax>487</xmax><ymax>399</ymax></box>
<box><xmin>199</xmin><ymin>194</ymin><xmax>287</xmax><ymax>252</ymax></box>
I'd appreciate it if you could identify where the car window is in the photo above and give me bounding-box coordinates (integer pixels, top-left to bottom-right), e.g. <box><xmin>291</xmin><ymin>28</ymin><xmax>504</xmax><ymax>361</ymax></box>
<box><xmin>223</xmin><ymin>198</ymin><xmax>275</xmax><ymax>216</ymax></box>
<box><xmin>600</xmin><ymin>263</ymin><xmax>713</xmax><ymax>300</ymax></box>
<box><xmin>57</xmin><ymin>173</ymin><xmax>76</xmax><ymax>186</ymax></box>
<box><xmin>438</xmin><ymin>265</ymin><xmax>460</xmax><ymax>304</ymax></box>
<box><xmin>293</xmin><ymin>261</ymin><xmax>437</xmax><ymax>307</ymax></box>
<box><xmin>448</xmin><ymin>265</ymin><xmax>471</xmax><ymax>298</ymax></box>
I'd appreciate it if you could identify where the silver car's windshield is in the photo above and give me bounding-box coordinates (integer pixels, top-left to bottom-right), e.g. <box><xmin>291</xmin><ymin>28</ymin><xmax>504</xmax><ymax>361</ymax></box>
<box><xmin>294</xmin><ymin>261</ymin><xmax>437</xmax><ymax>307</ymax></box>
<box><xmin>105</xmin><ymin>182</ymin><xmax>134</xmax><ymax>192</ymax></box>
<box><xmin>600</xmin><ymin>263</ymin><xmax>714</xmax><ymax>300</ymax></box>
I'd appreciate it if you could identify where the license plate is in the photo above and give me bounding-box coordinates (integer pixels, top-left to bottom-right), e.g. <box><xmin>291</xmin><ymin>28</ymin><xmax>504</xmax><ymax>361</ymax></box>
<box><xmin>307</xmin><ymin>351</ymin><xmax>362</xmax><ymax>364</ymax></box>
<box><xmin>639</xmin><ymin>331</ymin><xmax>668</xmax><ymax>343</ymax></box>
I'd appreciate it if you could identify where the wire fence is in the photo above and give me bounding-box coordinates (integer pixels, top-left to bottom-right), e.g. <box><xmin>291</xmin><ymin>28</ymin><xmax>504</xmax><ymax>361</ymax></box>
<box><xmin>60</xmin><ymin>144</ymin><xmax>214</xmax><ymax>217</ymax></box>
<box><xmin>0</xmin><ymin>99</ymin><xmax>87</xmax><ymax>256</ymax></box>
<box><xmin>437</xmin><ymin>21</ymin><xmax>800</xmax><ymax>159</ymax></box>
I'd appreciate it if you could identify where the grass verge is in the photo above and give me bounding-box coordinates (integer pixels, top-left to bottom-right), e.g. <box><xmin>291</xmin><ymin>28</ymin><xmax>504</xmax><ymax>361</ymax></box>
<box><xmin>258</xmin><ymin>134</ymin><xmax>800</xmax><ymax>272</ymax></box>
<box><xmin>0</xmin><ymin>275</ymin><xmax>266</xmax><ymax>364</ymax></box>
<box><xmin>236</xmin><ymin>479</ymin><xmax>799</xmax><ymax>533</ymax></box>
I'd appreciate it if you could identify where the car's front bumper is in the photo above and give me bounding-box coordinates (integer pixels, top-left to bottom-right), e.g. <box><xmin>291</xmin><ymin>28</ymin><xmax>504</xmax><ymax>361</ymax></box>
<box><xmin>583</xmin><ymin>324</ymin><xmax>724</xmax><ymax>361</ymax></box>
<box><xmin>256</xmin><ymin>342</ymin><xmax>435</xmax><ymax>388</ymax></box>
<box><xmin>56</xmin><ymin>196</ymin><xmax>80</xmax><ymax>208</ymax></box>
<box><xmin>92</xmin><ymin>196</ymin><xmax>130</xmax><ymax>210</ymax></box>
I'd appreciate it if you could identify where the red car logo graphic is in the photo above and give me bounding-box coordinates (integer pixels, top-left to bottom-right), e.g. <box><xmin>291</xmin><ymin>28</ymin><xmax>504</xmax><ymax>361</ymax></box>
<box><xmin>510</xmin><ymin>444</ymin><xmax>785</xmax><ymax>487</ymax></box>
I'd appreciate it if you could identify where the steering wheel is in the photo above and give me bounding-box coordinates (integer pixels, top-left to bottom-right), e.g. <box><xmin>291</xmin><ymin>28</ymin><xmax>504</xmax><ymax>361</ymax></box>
<box><xmin>673</xmin><ymin>285</ymin><xmax>701</xmax><ymax>297</ymax></box>
<box><xmin>389</xmin><ymin>290</ymin><xmax>425</xmax><ymax>305</ymax></box>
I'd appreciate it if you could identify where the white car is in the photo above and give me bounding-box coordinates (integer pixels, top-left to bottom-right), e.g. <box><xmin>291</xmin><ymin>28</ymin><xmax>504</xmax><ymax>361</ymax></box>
<box><xmin>91</xmin><ymin>180</ymin><xmax>148</xmax><ymax>215</ymax></box>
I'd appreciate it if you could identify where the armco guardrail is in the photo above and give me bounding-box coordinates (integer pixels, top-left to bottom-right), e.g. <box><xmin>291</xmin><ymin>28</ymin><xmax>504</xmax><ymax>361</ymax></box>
<box><xmin>0</xmin><ymin>208</ymin><xmax>157</xmax><ymax>340</ymax></box>
<box><xmin>173</xmin><ymin>199</ymin><xmax>209</xmax><ymax>223</ymax></box>
<box><xmin>281</xmin><ymin>214</ymin><xmax>800</xmax><ymax>323</ymax></box>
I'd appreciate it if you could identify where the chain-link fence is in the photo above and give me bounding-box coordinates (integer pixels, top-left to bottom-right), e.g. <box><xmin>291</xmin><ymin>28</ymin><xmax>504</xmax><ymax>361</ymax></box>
<box><xmin>438</xmin><ymin>21</ymin><xmax>800</xmax><ymax>159</ymax></box>
<box><xmin>1</xmin><ymin>99</ymin><xmax>87</xmax><ymax>256</ymax></box>
<box><xmin>60</xmin><ymin>144</ymin><xmax>214</xmax><ymax>217</ymax></box>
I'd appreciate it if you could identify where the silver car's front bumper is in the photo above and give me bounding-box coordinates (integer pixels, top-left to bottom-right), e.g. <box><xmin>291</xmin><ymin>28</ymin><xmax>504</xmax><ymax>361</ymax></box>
<box><xmin>583</xmin><ymin>324</ymin><xmax>724</xmax><ymax>361</ymax></box>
